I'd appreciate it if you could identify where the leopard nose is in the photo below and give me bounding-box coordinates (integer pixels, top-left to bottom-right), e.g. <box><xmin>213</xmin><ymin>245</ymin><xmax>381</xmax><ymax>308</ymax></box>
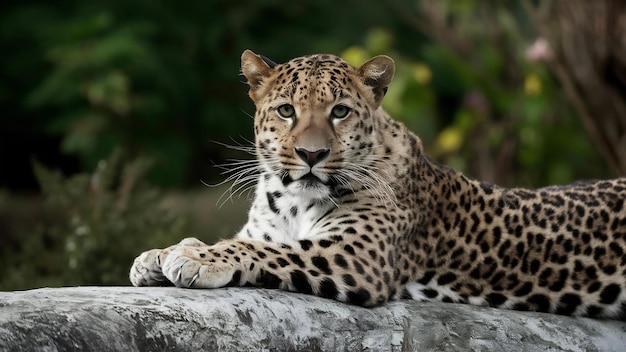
<box><xmin>295</xmin><ymin>147</ymin><xmax>330</xmax><ymax>167</ymax></box>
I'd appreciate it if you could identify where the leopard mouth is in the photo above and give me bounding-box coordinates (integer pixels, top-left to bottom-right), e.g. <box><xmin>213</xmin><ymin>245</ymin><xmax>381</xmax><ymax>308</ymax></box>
<box><xmin>279</xmin><ymin>171</ymin><xmax>348</xmax><ymax>199</ymax></box>
<box><xmin>281</xmin><ymin>171</ymin><xmax>336</xmax><ymax>188</ymax></box>
<box><xmin>300</xmin><ymin>173</ymin><xmax>322</xmax><ymax>183</ymax></box>
<box><xmin>292</xmin><ymin>172</ymin><xmax>326</xmax><ymax>189</ymax></box>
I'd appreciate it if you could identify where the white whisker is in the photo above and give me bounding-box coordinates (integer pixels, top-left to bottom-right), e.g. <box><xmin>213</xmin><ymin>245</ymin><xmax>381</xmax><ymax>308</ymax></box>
<box><xmin>205</xmin><ymin>138</ymin><xmax>262</xmax><ymax>207</ymax></box>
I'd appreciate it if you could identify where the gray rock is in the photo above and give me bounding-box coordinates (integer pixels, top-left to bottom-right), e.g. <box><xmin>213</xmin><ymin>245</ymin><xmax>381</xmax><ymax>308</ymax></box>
<box><xmin>0</xmin><ymin>287</ymin><xmax>625</xmax><ymax>351</ymax></box>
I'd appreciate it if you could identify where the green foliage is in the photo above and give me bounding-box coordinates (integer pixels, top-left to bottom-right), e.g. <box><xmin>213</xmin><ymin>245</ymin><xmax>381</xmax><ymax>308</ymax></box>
<box><xmin>340</xmin><ymin>2</ymin><xmax>609</xmax><ymax>187</ymax></box>
<box><xmin>0</xmin><ymin>152</ymin><xmax>187</xmax><ymax>290</ymax></box>
<box><xmin>23</xmin><ymin>10</ymin><xmax>198</xmax><ymax>187</ymax></box>
<box><xmin>5</xmin><ymin>0</ymin><xmax>404</xmax><ymax>188</ymax></box>
<box><xmin>3</xmin><ymin>0</ymin><xmax>611</xmax><ymax>189</ymax></box>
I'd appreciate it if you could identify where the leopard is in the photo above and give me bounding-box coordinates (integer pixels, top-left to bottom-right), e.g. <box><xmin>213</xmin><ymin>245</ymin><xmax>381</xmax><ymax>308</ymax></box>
<box><xmin>130</xmin><ymin>49</ymin><xmax>626</xmax><ymax>319</ymax></box>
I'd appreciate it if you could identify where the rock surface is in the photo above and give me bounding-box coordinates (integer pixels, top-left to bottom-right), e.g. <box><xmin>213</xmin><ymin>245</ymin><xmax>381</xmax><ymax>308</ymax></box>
<box><xmin>0</xmin><ymin>287</ymin><xmax>625</xmax><ymax>351</ymax></box>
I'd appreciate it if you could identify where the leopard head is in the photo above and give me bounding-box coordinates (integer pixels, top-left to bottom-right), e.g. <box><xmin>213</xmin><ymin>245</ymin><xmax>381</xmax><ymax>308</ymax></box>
<box><xmin>241</xmin><ymin>50</ymin><xmax>395</xmax><ymax>201</ymax></box>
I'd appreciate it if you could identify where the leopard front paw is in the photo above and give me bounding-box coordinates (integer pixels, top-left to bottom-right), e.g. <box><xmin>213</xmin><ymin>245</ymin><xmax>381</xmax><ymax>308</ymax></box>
<box><xmin>129</xmin><ymin>249</ymin><xmax>172</xmax><ymax>287</ymax></box>
<box><xmin>161</xmin><ymin>244</ymin><xmax>240</xmax><ymax>289</ymax></box>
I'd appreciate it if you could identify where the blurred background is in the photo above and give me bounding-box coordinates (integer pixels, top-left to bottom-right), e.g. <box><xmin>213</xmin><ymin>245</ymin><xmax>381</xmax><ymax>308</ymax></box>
<box><xmin>1</xmin><ymin>0</ymin><xmax>624</xmax><ymax>290</ymax></box>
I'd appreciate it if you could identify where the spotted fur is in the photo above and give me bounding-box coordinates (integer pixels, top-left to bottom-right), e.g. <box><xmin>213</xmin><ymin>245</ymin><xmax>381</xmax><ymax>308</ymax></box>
<box><xmin>130</xmin><ymin>50</ymin><xmax>626</xmax><ymax>319</ymax></box>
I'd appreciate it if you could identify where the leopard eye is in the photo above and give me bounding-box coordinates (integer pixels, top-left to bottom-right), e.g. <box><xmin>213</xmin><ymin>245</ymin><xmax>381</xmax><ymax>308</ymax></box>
<box><xmin>276</xmin><ymin>104</ymin><xmax>295</xmax><ymax>120</ymax></box>
<box><xmin>331</xmin><ymin>104</ymin><xmax>351</xmax><ymax>121</ymax></box>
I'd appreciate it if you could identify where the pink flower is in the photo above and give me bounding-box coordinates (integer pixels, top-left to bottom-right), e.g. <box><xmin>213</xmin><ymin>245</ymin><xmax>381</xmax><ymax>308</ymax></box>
<box><xmin>525</xmin><ymin>38</ymin><xmax>553</xmax><ymax>63</ymax></box>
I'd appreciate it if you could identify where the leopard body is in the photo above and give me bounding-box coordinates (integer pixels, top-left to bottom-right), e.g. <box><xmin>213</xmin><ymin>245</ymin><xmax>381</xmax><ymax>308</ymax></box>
<box><xmin>130</xmin><ymin>50</ymin><xmax>626</xmax><ymax>319</ymax></box>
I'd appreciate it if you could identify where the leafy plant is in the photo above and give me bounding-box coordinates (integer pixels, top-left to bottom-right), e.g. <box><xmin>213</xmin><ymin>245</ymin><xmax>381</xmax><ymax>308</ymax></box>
<box><xmin>0</xmin><ymin>151</ymin><xmax>187</xmax><ymax>290</ymax></box>
<box><xmin>342</xmin><ymin>1</ymin><xmax>610</xmax><ymax>188</ymax></box>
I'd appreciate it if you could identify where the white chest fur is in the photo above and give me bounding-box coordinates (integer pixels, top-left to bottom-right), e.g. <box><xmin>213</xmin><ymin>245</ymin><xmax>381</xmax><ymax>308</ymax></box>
<box><xmin>235</xmin><ymin>175</ymin><xmax>336</xmax><ymax>244</ymax></box>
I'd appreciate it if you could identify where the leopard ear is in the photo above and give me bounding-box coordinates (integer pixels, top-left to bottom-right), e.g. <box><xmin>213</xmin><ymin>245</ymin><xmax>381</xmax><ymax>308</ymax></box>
<box><xmin>241</xmin><ymin>50</ymin><xmax>276</xmax><ymax>102</ymax></box>
<box><xmin>357</xmin><ymin>55</ymin><xmax>395</xmax><ymax>106</ymax></box>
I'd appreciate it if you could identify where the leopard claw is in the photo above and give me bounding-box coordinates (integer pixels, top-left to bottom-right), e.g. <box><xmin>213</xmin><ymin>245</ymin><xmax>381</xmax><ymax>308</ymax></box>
<box><xmin>189</xmin><ymin>273</ymin><xmax>199</xmax><ymax>287</ymax></box>
<box><xmin>175</xmin><ymin>265</ymin><xmax>183</xmax><ymax>283</ymax></box>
